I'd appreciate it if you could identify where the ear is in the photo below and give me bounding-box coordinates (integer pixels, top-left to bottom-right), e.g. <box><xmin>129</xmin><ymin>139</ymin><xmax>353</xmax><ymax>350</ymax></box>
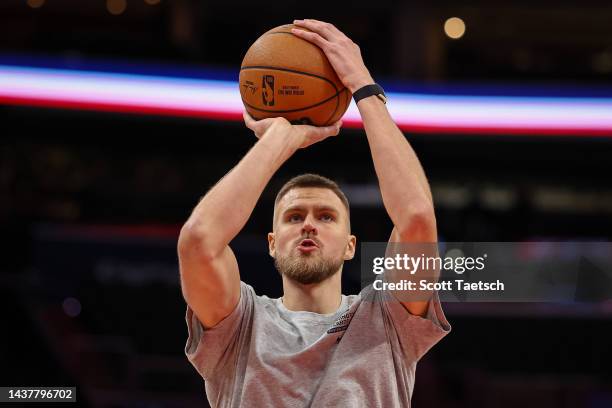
<box><xmin>267</xmin><ymin>232</ymin><xmax>276</xmax><ymax>257</ymax></box>
<box><xmin>343</xmin><ymin>234</ymin><xmax>357</xmax><ymax>260</ymax></box>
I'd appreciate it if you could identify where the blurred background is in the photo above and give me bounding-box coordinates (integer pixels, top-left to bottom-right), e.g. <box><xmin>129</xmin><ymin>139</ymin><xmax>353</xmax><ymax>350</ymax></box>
<box><xmin>1</xmin><ymin>0</ymin><xmax>611</xmax><ymax>407</ymax></box>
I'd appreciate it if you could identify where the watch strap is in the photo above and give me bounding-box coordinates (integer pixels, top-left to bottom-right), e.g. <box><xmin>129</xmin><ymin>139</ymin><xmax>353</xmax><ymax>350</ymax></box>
<box><xmin>352</xmin><ymin>83</ymin><xmax>386</xmax><ymax>104</ymax></box>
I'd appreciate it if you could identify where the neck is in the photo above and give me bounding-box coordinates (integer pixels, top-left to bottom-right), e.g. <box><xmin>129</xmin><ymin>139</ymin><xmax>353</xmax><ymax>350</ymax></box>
<box><xmin>281</xmin><ymin>270</ymin><xmax>342</xmax><ymax>314</ymax></box>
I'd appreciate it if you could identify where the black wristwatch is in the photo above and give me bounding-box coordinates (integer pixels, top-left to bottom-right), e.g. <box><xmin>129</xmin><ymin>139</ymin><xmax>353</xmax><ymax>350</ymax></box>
<box><xmin>352</xmin><ymin>83</ymin><xmax>387</xmax><ymax>104</ymax></box>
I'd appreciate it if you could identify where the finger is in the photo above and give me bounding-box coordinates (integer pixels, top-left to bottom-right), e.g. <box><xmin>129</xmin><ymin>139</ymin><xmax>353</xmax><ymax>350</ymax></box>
<box><xmin>243</xmin><ymin>111</ymin><xmax>271</xmax><ymax>138</ymax></box>
<box><xmin>243</xmin><ymin>111</ymin><xmax>256</xmax><ymax>129</ymax></box>
<box><xmin>299</xmin><ymin>123</ymin><xmax>341</xmax><ymax>149</ymax></box>
<box><xmin>293</xmin><ymin>19</ymin><xmax>340</xmax><ymax>41</ymax></box>
<box><xmin>331</xmin><ymin>120</ymin><xmax>343</xmax><ymax>136</ymax></box>
<box><xmin>324</xmin><ymin>121</ymin><xmax>342</xmax><ymax>137</ymax></box>
<box><xmin>244</xmin><ymin>111</ymin><xmax>269</xmax><ymax>128</ymax></box>
<box><xmin>313</xmin><ymin>121</ymin><xmax>343</xmax><ymax>138</ymax></box>
<box><xmin>290</xmin><ymin>27</ymin><xmax>330</xmax><ymax>50</ymax></box>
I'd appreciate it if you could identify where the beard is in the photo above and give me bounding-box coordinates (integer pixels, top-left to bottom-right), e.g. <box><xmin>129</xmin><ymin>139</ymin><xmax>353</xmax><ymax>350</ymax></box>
<box><xmin>274</xmin><ymin>250</ymin><xmax>343</xmax><ymax>285</ymax></box>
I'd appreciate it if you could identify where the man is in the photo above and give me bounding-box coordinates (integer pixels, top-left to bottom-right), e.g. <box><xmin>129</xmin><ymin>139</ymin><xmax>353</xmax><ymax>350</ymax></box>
<box><xmin>179</xmin><ymin>19</ymin><xmax>450</xmax><ymax>407</ymax></box>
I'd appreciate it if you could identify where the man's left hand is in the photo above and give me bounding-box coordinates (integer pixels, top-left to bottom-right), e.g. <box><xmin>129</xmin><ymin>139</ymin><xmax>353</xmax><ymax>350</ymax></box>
<box><xmin>291</xmin><ymin>19</ymin><xmax>374</xmax><ymax>93</ymax></box>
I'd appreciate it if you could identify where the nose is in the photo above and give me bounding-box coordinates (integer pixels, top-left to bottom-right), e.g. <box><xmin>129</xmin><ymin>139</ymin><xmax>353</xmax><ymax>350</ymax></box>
<box><xmin>302</xmin><ymin>214</ymin><xmax>318</xmax><ymax>236</ymax></box>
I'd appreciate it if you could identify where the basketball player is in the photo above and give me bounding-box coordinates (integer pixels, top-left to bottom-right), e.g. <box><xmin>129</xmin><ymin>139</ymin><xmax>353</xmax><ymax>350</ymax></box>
<box><xmin>179</xmin><ymin>19</ymin><xmax>450</xmax><ymax>407</ymax></box>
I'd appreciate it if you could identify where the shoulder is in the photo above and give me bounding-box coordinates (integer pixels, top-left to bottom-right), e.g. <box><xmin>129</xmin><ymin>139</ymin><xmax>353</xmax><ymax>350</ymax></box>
<box><xmin>243</xmin><ymin>283</ymin><xmax>283</xmax><ymax>319</ymax></box>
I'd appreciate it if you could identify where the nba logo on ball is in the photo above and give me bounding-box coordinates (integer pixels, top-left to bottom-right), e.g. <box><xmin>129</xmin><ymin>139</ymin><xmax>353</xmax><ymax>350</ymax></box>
<box><xmin>262</xmin><ymin>75</ymin><xmax>275</xmax><ymax>106</ymax></box>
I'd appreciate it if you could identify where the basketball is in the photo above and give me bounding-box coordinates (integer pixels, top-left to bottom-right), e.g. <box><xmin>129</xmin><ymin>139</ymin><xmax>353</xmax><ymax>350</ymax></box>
<box><xmin>239</xmin><ymin>24</ymin><xmax>351</xmax><ymax>126</ymax></box>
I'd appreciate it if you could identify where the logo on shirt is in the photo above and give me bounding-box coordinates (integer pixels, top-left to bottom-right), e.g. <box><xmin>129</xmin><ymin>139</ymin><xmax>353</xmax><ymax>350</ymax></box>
<box><xmin>327</xmin><ymin>311</ymin><xmax>354</xmax><ymax>334</ymax></box>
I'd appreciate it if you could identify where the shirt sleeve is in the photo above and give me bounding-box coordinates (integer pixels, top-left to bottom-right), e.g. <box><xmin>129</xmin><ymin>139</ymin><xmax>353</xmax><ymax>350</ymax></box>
<box><xmin>380</xmin><ymin>288</ymin><xmax>451</xmax><ymax>362</ymax></box>
<box><xmin>184</xmin><ymin>281</ymin><xmax>255</xmax><ymax>380</ymax></box>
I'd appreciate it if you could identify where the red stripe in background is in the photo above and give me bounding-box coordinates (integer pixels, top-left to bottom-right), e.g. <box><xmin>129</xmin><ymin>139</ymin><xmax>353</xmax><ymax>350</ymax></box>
<box><xmin>2</xmin><ymin>95</ymin><xmax>611</xmax><ymax>137</ymax></box>
<box><xmin>39</xmin><ymin>224</ymin><xmax>182</xmax><ymax>241</ymax></box>
<box><xmin>0</xmin><ymin>95</ymin><xmax>243</xmax><ymax>121</ymax></box>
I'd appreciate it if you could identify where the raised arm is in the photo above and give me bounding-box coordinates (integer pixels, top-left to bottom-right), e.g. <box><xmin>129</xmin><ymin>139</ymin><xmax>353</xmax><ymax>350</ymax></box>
<box><xmin>357</xmin><ymin>96</ymin><xmax>437</xmax><ymax>317</ymax></box>
<box><xmin>356</xmin><ymin>98</ymin><xmax>436</xmax><ymax>241</ymax></box>
<box><xmin>178</xmin><ymin>115</ymin><xmax>342</xmax><ymax>328</ymax></box>
<box><xmin>292</xmin><ymin>19</ymin><xmax>437</xmax><ymax>316</ymax></box>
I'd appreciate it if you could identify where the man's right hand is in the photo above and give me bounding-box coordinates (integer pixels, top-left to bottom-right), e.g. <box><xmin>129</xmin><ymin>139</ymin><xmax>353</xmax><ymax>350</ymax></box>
<box><xmin>243</xmin><ymin>111</ymin><xmax>343</xmax><ymax>149</ymax></box>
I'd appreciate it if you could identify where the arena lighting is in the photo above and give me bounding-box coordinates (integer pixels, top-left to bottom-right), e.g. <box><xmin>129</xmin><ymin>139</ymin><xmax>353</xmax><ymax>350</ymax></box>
<box><xmin>27</xmin><ymin>0</ymin><xmax>45</xmax><ymax>9</ymax></box>
<box><xmin>444</xmin><ymin>17</ymin><xmax>466</xmax><ymax>40</ymax></box>
<box><xmin>1</xmin><ymin>64</ymin><xmax>612</xmax><ymax>136</ymax></box>
<box><xmin>106</xmin><ymin>0</ymin><xmax>127</xmax><ymax>15</ymax></box>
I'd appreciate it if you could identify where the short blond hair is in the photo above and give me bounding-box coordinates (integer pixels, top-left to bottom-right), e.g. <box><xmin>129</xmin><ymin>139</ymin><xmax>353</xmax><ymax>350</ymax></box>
<box><xmin>274</xmin><ymin>174</ymin><xmax>351</xmax><ymax>229</ymax></box>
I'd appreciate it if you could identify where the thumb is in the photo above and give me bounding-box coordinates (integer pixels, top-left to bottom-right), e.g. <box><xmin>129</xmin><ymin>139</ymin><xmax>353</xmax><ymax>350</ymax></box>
<box><xmin>306</xmin><ymin>120</ymin><xmax>342</xmax><ymax>138</ymax></box>
<box><xmin>323</xmin><ymin>120</ymin><xmax>343</xmax><ymax>137</ymax></box>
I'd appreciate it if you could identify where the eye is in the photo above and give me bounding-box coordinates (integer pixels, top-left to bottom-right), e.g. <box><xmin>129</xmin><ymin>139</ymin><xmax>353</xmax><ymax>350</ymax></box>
<box><xmin>320</xmin><ymin>213</ymin><xmax>334</xmax><ymax>222</ymax></box>
<box><xmin>288</xmin><ymin>213</ymin><xmax>303</xmax><ymax>222</ymax></box>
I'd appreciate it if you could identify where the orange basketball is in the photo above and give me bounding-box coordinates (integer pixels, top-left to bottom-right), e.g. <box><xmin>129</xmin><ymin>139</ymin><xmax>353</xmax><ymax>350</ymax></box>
<box><xmin>239</xmin><ymin>24</ymin><xmax>351</xmax><ymax>126</ymax></box>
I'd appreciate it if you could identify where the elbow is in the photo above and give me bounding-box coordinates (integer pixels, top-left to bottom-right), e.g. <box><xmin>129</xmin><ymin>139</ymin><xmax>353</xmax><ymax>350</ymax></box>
<box><xmin>177</xmin><ymin>222</ymin><xmax>219</xmax><ymax>263</ymax></box>
<box><xmin>397</xmin><ymin>202</ymin><xmax>437</xmax><ymax>242</ymax></box>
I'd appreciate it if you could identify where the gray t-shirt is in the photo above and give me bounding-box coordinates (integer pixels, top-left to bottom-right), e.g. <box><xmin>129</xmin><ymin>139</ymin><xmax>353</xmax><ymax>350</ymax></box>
<box><xmin>184</xmin><ymin>281</ymin><xmax>451</xmax><ymax>407</ymax></box>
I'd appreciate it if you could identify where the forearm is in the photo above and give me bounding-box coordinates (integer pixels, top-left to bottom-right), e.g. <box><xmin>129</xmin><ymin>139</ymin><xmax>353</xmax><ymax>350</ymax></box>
<box><xmin>358</xmin><ymin>97</ymin><xmax>435</xmax><ymax>237</ymax></box>
<box><xmin>181</xmin><ymin>124</ymin><xmax>299</xmax><ymax>255</ymax></box>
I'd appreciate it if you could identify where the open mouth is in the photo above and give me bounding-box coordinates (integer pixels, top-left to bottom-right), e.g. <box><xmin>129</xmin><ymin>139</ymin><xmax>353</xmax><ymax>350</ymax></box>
<box><xmin>297</xmin><ymin>239</ymin><xmax>319</xmax><ymax>253</ymax></box>
<box><xmin>299</xmin><ymin>239</ymin><xmax>318</xmax><ymax>248</ymax></box>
